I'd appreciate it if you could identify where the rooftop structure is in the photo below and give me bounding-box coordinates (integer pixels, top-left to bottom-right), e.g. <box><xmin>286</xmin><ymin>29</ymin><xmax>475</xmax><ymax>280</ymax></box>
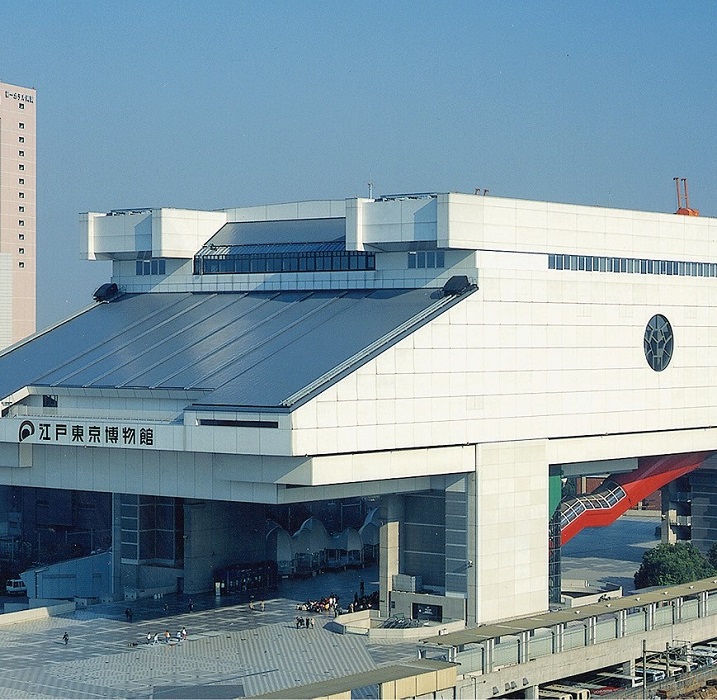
<box><xmin>1</xmin><ymin>189</ymin><xmax>717</xmax><ymax>640</ymax></box>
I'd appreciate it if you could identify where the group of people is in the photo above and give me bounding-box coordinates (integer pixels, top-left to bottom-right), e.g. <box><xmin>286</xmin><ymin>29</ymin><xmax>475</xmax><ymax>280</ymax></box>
<box><xmin>146</xmin><ymin>627</ymin><xmax>187</xmax><ymax>645</ymax></box>
<box><xmin>295</xmin><ymin>593</ymin><xmax>340</xmax><ymax>615</ymax></box>
<box><xmin>295</xmin><ymin>615</ymin><xmax>315</xmax><ymax>629</ymax></box>
<box><xmin>346</xmin><ymin>589</ymin><xmax>378</xmax><ymax>614</ymax></box>
<box><xmin>293</xmin><ymin>584</ymin><xmax>378</xmax><ymax>618</ymax></box>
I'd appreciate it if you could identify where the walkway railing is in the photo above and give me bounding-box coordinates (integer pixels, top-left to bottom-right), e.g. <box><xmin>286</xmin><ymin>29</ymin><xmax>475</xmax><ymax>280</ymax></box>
<box><xmin>419</xmin><ymin>577</ymin><xmax>717</xmax><ymax>679</ymax></box>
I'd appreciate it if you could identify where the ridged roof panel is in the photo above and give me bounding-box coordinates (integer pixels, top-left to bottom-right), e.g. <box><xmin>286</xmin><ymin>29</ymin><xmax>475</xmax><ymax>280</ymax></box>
<box><xmin>0</xmin><ymin>288</ymin><xmax>454</xmax><ymax>410</ymax></box>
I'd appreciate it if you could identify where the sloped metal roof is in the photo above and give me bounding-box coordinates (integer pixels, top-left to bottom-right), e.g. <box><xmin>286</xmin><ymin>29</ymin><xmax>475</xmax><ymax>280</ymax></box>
<box><xmin>0</xmin><ymin>288</ymin><xmax>460</xmax><ymax>411</ymax></box>
<box><xmin>197</xmin><ymin>239</ymin><xmax>345</xmax><ymax>257</ymax></box>
<box><xmin>206</xmin><ymin>217</ymin><xmax>345</xmax><ymax>247</ymax></box>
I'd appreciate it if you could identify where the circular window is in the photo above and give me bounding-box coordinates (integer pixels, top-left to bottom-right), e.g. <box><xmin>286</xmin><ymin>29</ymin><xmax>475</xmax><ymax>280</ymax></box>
<box><xmin>644</xmin><ymin>314</ymin><xmax>674</xmax><ymax>372</ymax></box>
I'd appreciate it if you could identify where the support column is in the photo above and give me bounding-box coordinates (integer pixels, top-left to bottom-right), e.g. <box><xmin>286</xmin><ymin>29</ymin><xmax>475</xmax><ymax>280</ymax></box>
<box><xmin>617</xmin><ymin>609</ymin><xmax>627</xmax><ymax>638</ymax></box>
<box><xmin>673</xmin><ymin>596</ymin><xmax>683</xmax><ymax>624</ymax></box>
<box><xmin>469</xmin><ymin>440</ymin><xmax>549</xmax><ymax>625</ymax></box>
<box><xmin>518</xmin><ymin>630</ymin><xmax>530</xmax><ymax>663</ymax></box>
<box><xmin>379</xmin><ymin>495</ymin><xmax>403</xmax><ymax>618</ymax></box>
<box><xmin>646</xmin><ymin>602</ymin><xmax>656</xmax><ymax>631</ymax></box>
<box><xmin>553</xmin><ymin>623</ymin><xmax>564</xmax><ymax>653</ymax></box>
<box><xmin>483</xmin><ymin>638</ymin><xmax>495</xmax><ymax>673</ymax></box>
<box><xmin>586</xmin><ymin>616</ymin><xmax>596</xmax><ymax>645</ymax></box>
<box><xmin>110</xmin><ymin>493</ymin><xmax>122</xmax><ymax>601</ymax></box>
<box><xmin>466</xmin><ymin>471</ymin><xmax>477</xmax><ymax>624</ymax></box>
<box><xmin>699</xmin><ymin>591</ymin><xmax>708</xmax><ymax>617</ymax></box>
<box><xmin>445</xmin><ymin>476</ymin><xmax>468</xmax><ymax>599</ymax></box>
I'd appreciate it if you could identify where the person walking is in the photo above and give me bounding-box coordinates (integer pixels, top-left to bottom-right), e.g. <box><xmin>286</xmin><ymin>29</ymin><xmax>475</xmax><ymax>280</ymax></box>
<box><xmin>146</xmin><ymin>632</ymin><xmax>152</xmax><ymax>645</ymax></box>
<box><xmin>62</xmin><ymin>632</ymin><xmax>69</xmax><ymax>645</ymax></box>
<box><xmin>164</xmin><ymin>630</ymin><xmax>171</xmax><ymax>644</ymax></box>
<box><xmin>153</xmin><ymin>632</ymin><xmax>159</xmax><ymax>645</ymax></box>
<box><xmin>181</xmin><ymin>626</ymin><xmax>187</xmax><ymax>641</ymax></box>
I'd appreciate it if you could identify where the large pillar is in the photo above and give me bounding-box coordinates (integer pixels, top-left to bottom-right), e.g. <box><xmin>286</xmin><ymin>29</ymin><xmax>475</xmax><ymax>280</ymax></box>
<box><xmin>468</xmin><ymin>440</ymin><xmax>549</xmax><ymax>625</ymax></box>
<box><xmin>379</xmin><ymin>494</ymin><xmax>403</xmax><ymax>617</ymax></box>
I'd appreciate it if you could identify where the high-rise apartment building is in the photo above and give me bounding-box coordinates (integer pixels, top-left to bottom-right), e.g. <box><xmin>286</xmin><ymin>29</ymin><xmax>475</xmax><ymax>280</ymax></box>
<box><xmin>0</xmin><ymin>80</ymin><xmax>36</xmax><ymax>348</ymax></box>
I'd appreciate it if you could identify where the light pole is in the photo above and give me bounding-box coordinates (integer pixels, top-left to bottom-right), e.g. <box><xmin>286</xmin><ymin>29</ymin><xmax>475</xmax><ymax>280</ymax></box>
<box><xmin>642</xmin><ymin>638</ymin><xmax>685</xmax><ymax>698</ymax></box>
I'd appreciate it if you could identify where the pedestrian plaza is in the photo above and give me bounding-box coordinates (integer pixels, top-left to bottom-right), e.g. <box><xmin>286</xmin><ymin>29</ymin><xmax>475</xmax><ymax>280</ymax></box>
<box><xmin>0</xmin><ymin>566</ymin><xmax>419</xmax><ymax>699</ymax></box>
<box><xmin>0</xmin><ymin>516</ymin><xmax>659</xmax><ymax>699</ymax></box>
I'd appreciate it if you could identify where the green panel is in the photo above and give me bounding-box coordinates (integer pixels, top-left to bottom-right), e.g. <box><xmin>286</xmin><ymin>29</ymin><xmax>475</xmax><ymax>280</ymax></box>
<box><xmin>549</xmin><ymin>470</ymin><xmax>563</xmax><ymax>516</ymax></box>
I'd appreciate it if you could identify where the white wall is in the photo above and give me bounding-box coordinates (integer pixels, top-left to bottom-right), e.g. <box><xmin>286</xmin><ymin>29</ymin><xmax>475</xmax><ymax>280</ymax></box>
<box><xmin>153</xmin><ymin>209</ymin><xmax>227</xmax><ymax>258</ymax></box>
<box><xmin>438</xmin><ymin>192</ymin><xmax>717</xmax><ymax>259</ymax></box>
<box><xmin>82</xmin><ymin>209</ymin><xmax>226</xmax><ymax>261</ymax></box>
<box><xmin>82</xmin><ymin>211</ymin><xmax>152</xmax><ymax>260</ymax></box>
<box><xmin>347</xmin><ymin>197</ymin><xmax>438</xmax><ymax>250</ymax></box>
<box><xmin>291</xmin><ymin>263</ymin><xmax>717</xmax><ymax>461</ymax></box>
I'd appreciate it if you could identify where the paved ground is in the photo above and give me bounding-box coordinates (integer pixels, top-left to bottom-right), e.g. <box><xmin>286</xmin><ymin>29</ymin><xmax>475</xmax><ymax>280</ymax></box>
<box><xmin>0</xmin><ymin>513</ymin><xmax>660</xmax><ymax>699</ymax></box>
<box><xmin>0</xmin><ymin>565</ymin><xmax>419</xmax><ymax>699</ymax></box>
<box><xmin>562</xmin><ymin>510</ymin><xmax>661</xmax><ymax>594</ymax></box>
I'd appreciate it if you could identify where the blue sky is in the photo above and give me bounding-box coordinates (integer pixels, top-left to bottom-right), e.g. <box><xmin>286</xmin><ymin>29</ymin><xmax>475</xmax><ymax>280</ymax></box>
<box><xmin>2</xmin><ymin>1</ymin><xmax>716</xmax><ymax>327</ymax></box>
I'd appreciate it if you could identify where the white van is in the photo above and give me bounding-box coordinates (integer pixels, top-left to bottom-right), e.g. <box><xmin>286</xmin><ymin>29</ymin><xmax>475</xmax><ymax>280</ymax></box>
<box><xmin>5</xmin><ymin>578</ymin><xmax>27</xmax><ymax>595</ymax></box>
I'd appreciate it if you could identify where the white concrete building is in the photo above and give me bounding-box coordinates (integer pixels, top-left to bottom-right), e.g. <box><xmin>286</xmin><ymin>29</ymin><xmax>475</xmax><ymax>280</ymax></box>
<box><xmin>0</xmin><ymin>191</ymin><xmax>716</xmax><ymax>624</ymax></box>
<box><xmin>0</xmin><ymin>81</ymin><xmax>36</xmax><ymax>348</ymax></box>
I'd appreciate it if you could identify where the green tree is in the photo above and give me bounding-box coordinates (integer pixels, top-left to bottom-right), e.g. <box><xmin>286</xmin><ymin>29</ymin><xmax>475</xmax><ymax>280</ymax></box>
<box><xmin>707</xmin><ymin>541</ymin><xmax>717</xmax><ymax>570</ymax></box>
<box><xmin>634</xmin><ymin>542</ymin><xmax>715</xmax><ymax>589</ymax></box>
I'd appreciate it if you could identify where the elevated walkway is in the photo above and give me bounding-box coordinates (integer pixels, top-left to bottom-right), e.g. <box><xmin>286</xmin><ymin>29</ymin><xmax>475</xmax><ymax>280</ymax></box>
<box><xmin>420</xmin><ymin>577</ymin><xmax>717</xmax><ymax>698</ymax></box>
<box><xmin>560</xmin><ymin>451</ymin><xmax>712</xmax><ymax>544</ymax></box>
